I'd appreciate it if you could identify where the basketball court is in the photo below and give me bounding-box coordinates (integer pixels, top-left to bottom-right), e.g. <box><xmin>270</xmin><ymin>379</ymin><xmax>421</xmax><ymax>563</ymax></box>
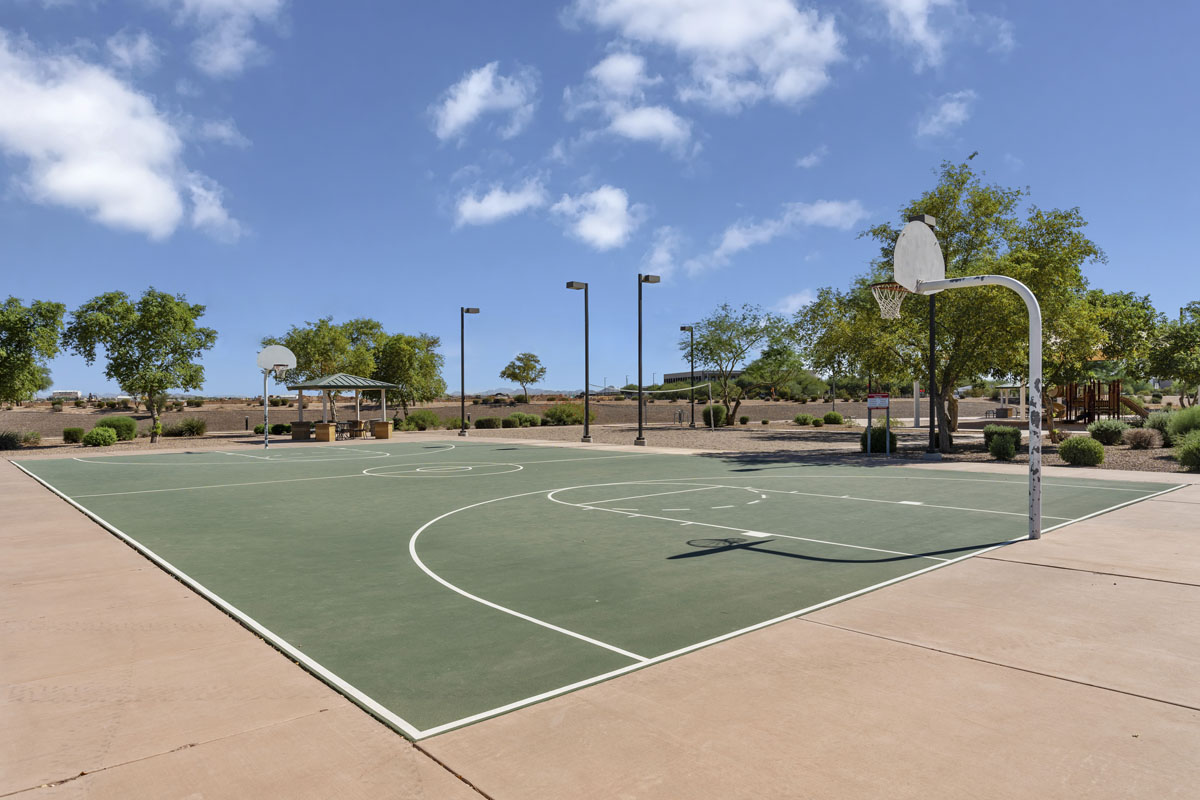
<box><xmin>12</xmin><ymin>439</ymin><xmax>1184</xmax><ymax>741</ymax></box>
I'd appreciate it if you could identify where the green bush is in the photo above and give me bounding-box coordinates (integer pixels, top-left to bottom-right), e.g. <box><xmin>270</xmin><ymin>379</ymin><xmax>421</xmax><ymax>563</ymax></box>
<box><xmin>812</xmin><ymin>418</ymin><xmax>824</xmax><ymax>427</ymax></box>
<box><xmin>702</xmin><ymin>404</ymin><xmax>727</xmax><ymax>427</ymax></box>
<box><xmin>982</xmin><ymin>424</ymin><xmax>1021</xmax><ymax>451</ymax></box>
<box><xmin>444</xmin><ymin>417</ymin><xmax>463</xmax><ymax>430</ymax></box>
<box><xmin>739</xmin><ymin>416</ymin><xmax>749</xmax><ymax>425</ymax></box>
<box><xmin>0</xmin><ymin>430</ymin><xmax>21</xmax><ymax>449</ymax></box>
<box><xmin>405</xmin><ymin>409</ymin><xmax>442</xmax><ymax>431</ymax></box>
<box><xmin>73</xmin><ymin>399</ymin><xmax>85</xmax><ymax>407</ymax></box>
<box><xmin>501</xmin><ymin>417</ymin><xmax>519</xmax><ymax>428</ymax></box>
<box><xmin>514</xmin><ymin>394</ymin><xmax>529</xmax><ymax>404</ymax></box>
<box><xmin>1122</xmin><ymin>428</ymin><xmax>1160</xmax><ymax>449</ymax></box>
<box><xmin>1088</xmin><ymin>419</ymin><xmax>1129</xmax><ymax>445</ymax></box>
<box><xmin>63</xmin><ymin>427</ymin><xmax>85</xmax><ymax>444</ymax></box>
<box><xmin>162</xmin><ymin>423</ymin><xmax>184</xmax><ymax>437</ymax></box>
<box><xmin>82</xmin><ymin>427</ymin><xmax>118</xmax><ymax>447</ymax></box>
<box><xmin>96</xmin><ymin>415</ymin><xmax>137</xmax><ymax>441</ymax></box>
<box><xmin>859</xmin><ymin>425</ymin><xmax>897</xmax><ymax>453</ymax></box>
<box><xmin>1175</xmin><ymin>430</ymin><xmax>1200</xmax><ymax>471</ymax></box>
<box><xmin>793</xmin><ymin>413</ymin><xmax>814</xmax><ymax>425</ymax></box>
<box><xmin>1152</xmin><ymin>392</ymin><xmax>1163</xmax><ymax>402</ymax></box>
<box><xmin>543</xmin><ymin>403</ymin><xmax>595</xmax><ymax>426</ymax></box>
<box><xmin>507</xmin><ymin>412</ymin><xmax>540</xmax><ymax>427</ymax></box>
<box><xmin>1165</xmin><ymin>406</ymin><xmax>1200</xmax><ymax>444</ymax></box>
<box><xmin>253</xmin><ymin>424</ymin><xmax>265</xmax><ymax>434</ymax></box>
<box><xmin>761</xmin><ymin>419</ymin><xmax>770</xmax><ymax>425</ymax></box>
<box><xmin>186</xmin><ymin>398</ymin><xmax>205</xmax><ymax>407</ymax></box>
<box><xmin>270</xmin><ymin>423</ymin><xmax>290</xmax><ymax>435</ymax></box>
<box><xmin>823</xmin><ymin>411</ymin><xmax>843</xmax><ymax>425</ymax></box>
<box><xmin>475</xmin><ymin>416</ymin><xmax>502</xmax><ymax>429</ymax></box>
<box><xmin>51</xmin><ymin>400</ymin><xmax>63</xmax><ymax>411</ymax></box>
<box><xmin>1058</xmin><ymin>435</ymin><xmax>1105</xmax><ymax>466</ymax></box>
<box><xmin>988</xmin><ymin>434</ymin><xmax>1017</xmax><ymax>461</ymax></box>
<box><xmin>1145</xmin><ymin>411</ymin><xmax>1173</xmax><ymax>446</ymax></box>
<box><xmin>22</xmin><ymin>431</ymin><xmax>41</xmax><ymax>445</ymax></box>
<box><xmin>178</xmin><ymin>417</ymin><xmax>207</xmax><ymax>436</ymax></box>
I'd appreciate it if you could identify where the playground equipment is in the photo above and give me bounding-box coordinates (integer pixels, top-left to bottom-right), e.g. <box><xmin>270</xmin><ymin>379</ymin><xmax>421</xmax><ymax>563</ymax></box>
<box><xmin>1054</xmin><ymin>380</ymin><xmax>1148</xmax><ymax>424</ymax></box>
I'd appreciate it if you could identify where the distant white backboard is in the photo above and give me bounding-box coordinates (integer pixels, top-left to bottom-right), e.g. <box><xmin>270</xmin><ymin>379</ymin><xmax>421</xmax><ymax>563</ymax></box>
<box><xmin>257</xmin><ymin>345</ymin><xmax>297</xmax><ymax>372</ymax></box>
<box><xmin>893</xmin><ymin>220</ymin><xmax>945</xmax><ymax>293</ymax></box>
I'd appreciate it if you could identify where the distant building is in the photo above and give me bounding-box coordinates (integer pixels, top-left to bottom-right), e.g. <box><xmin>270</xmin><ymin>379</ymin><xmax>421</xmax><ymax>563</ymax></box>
<box><xmin>662</xmin><ymin>370</ymin><xmax>742</xmax><ymax>383</ymax></box>
<box><xmin>50</xmin><ymin>390</ymin><xmax>82</xmax><ymax>400</ymax></box>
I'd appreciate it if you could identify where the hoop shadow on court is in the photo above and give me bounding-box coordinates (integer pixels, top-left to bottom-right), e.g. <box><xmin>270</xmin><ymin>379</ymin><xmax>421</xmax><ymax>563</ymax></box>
<box><xmin>669</xmin><ymin>537</ymin><xmax>1013</xmax><ymax>564</ymax></box>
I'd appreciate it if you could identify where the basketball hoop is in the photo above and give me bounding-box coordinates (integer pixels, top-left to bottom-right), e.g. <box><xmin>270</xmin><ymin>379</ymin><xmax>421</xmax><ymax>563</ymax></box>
<box><xmin>870</xmin><ymin>281</ymin><xmax>909</xmax><ymax>319</ymax></box>
<box><xmin>271</xmin><ymin>364</ymin><xmax>289</xmax><ymax>380</ymax></box>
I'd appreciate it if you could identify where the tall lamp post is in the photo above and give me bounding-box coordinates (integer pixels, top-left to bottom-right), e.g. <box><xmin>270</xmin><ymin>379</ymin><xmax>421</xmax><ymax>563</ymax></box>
<box><xmin>459</xmin><ymin>306</ymin><xmax>479</xmax><ymax>436</ymax></box>
<box><xmin>566</xmin><ymin>281</ymin><xmax>591</xmax><ymax>443</ymax></box>
<box><xmin>680</xmin><ymin>325</ymin><xmax>695</xmax><ymax>427</ymax></box>
<box><xmin>635</xmin><ymin>273</ymin><xmax>660</xmax><ymax>445</ymax></box>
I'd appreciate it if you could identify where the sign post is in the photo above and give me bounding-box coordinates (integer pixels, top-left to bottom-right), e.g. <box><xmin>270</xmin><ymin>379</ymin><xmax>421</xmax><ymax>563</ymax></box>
<box><xmin>867</xmin><ymin>393</ymin><xmax>891</xmax><ymax>456</ymax></box>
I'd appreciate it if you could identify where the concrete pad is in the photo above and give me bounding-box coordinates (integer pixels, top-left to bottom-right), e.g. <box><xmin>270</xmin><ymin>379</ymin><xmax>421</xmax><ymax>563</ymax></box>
<box><xmin>424</xmin><ymin>622</ymin><xmax>1200</xmax><ymax>799</ymax></box>
<box><xmin>807</xmin><ymin>557</ymin><xmax>1200</xmax><ymax>708</ymax></box>
<box><xmin>25</xmin><ymin>707</ymin><xmax>478</xmax><ymax>800</ymax></box>
<box><xmin>984</xmin><ymin>519</ymin><xmax>1200</xmax><ymax>585</ymax></box>
<box><xmin>1</xmin><ymin>536</ymin><xmax>147</xmax><ymax>586</ymax></box>
<box><xmin>0</xmin><ymin>566</ymin><xmax>177</xmax><ymax>621</ymax></box>
<box><xmin>1068</xmin><ymin>495</ymin><xmax>1196</xmax><ymax>534</ymax></box>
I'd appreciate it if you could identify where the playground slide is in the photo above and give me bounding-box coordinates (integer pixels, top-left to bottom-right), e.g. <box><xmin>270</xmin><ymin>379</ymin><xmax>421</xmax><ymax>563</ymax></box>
<box><xmin>1119</xmin><ymin>396</ymin><xmax>1149</xmax><ymax>418</ymax></box>
<box><xmin>1051</xmin><ymin>401</ymin><xmax>1066</xmax><ymax>417</ymax></box>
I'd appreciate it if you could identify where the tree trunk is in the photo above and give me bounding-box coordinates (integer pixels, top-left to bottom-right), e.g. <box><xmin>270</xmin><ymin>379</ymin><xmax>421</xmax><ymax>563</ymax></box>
<box><xmin>729</xmin><ymin>397</ymin><xmax>743</xmax><ymax>425</ymax></box>
<box><xmin>327</xmin><ymin>390</ymin><xmax>338</xmax><ymax>422</ymax></box>
<box><xmin>149</xmin><ymin>402</ymin><xmax>160</xmax><ymax>443</ymax></box>
<box><xmin>935</xmin><ymin>388</ymin><xmax>953</xmax><ymax>452</ymax></box>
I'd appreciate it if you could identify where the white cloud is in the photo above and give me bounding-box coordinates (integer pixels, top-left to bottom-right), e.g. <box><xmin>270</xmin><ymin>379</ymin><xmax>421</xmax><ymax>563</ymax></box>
<box><xmin>796</xmin><ymin>144</ymin><xmax>828</xmax><ymax>168</ymax></box>
<box><xmin>106</xmin><ymin>29</ymin><xmax>161</xmax><ymax>72</ymax></box>
<box><xmin>566</xmin><ymin>52</ymin><xmax>692</xmax><ymax>153</ymax></box>
<box><xmin>0</xmin><ymin>32</ymin><xmax>240</xmax><ymax>241</ymax></box>
<box><xmin>569</xmin><ymin>0</ymin><xmax>844</xmax><ymax>112</ymax></box>
<box><xmin>609</xmin><ymin>105</ymin><xmax>691</xmax><ymax>147</ymax></box>
<box><xmin>455</xmin><ymin>180</ymin><xmax>548</xmax><ymax>226</ymax></box>
<box><xmin>590</xmin><ymin>51</ymin><xmax>660</xmax><ymax>97</ymax></box>
<box><xmin>551</xmin><ymin>185</ymin><xmax>645</xmax><ymax>250</ymax></box>
<box><xmin>197</xmin><ymin>117</ymin><xmax>249</xmax><ymax>147</ymax></box>
<box><xmin>186</xmin><ymin>172</ymin><xmax>241</xmax><ymax>241</ymax></box>
<box><xmin>431</xmin><ymin>62</ymin><xmax>539</xmax><ymax>141</ymax></box>
<box><xmin>916</xmin><ymin>89</ymin><xmax>975</xmax><ymax>136</ymax></box>
<box><xmin>643</xmin><ymin>225</ymin><xmax>682</xmax><ymax>278</ymax></box>
<box><xmin>774</xmin><ymin>289</ymin><xmax>816</xmax><ymax>314</ymax></box>
<box><xmin>687</xmin><ymin>199</ymin><xmax>867</xmax><ymax>274</ymax></box>
<box><xmin>872</xmin><ymin>1</ymin><xmax>1015</xmax><ymax>70</ymax></box>
<box><xmin>167</xmin><ymin>0</ymin><xmax>287</xmax><ymax>79</ymax></box>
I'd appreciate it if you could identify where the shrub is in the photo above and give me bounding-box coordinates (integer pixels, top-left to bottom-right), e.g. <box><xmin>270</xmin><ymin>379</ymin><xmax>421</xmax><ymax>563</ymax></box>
<box><xmin>73</xmin><ymin>399</ymin><xmax>85</xmax><ymax>407</ymax></box>
<box><xmin>162</xmin><ymin>423</ymin><xmax>184</xmax><ymax>437</ymax></box>
<box><xmin>739</xmin><ymin>416</ymin><xmax>749</xmax><ymax>425</ymax></box>
<box><xmin>51</xmin><ymin>401</ymin><xmax>63</xmax><ymax>411</ymax></box>
<box><xmin>405</xmin><ymin>409</ymin><xmax>442</xmax><ymax>431</ymax></box>
<box><xmin>508</xmin><ymin>412</ymin><xmax>540</xmax><ymax>427</ymax></box>
<box><xmin>1151</xmin><ymin>392</ymin><xmax>1163</xmax><ymax>402</ymax></box>
<box><xmin>1175</xmin><ymin>430</ymin><xmax>1200</xmax><ymax>471</ymax></box>
<box><xmin>794</xmin><ymin>413</ymin><xmax>814</xmax><ymax>425</ymax></box>
<box><xmin>1088</xmin><ymin>419</ymin><xmax>1129</xmax><ymax>445</ymax></box>
<box><xmin>270</xmin><ymin>423</ymin><xmax>290</xmax><ymax>436</ymax></box>
<box><xmin>859</xmin><ymin>425</ymin><xmax>897</xmax><ymax>453</ymax></box>
<box><xmin>1123</xmin><ymin>428</ymin><xmax>1160</xmax><ymax>449</ymax></box>
<box><xmin>96</xmin><ymin>416</ymin><xmax>137</xmax><ymax>441</ymax></box>
<box><xmin>22</xmin><ymin>431</ymin><xmax>41</xmax><ymax>445</ymax></box>
<box><xmin>178</xmin><ymin>417</ymin><xmax>207</xmax><ymax>436</ymax></box>
<box><xmin>501</xmin><ymin>417</ymin><xmax>518</xmax><ymax>428</ymax></box>
<box><xmin>1165</xmin><ymin>405</ymin><xmax>1200</xmax><ymax>444</ymax></box>
<box><xmin>1145</xmin><ymin>411</ymin><xmax>1173</xmax><ymax>446</ymax></box>
<box><xmin>988</xmin><ymin>434</ymin><xmax>1017</xmax><ymax>461</ymax></box>
<box><xmin>0</xmin><ymin>430</ymin><xmax>22</xmax><ymax>449</ymax></box>
<box><xmin>823</xmin><ymin>411</ymin><xmax>843</xmax><ymax>425</ymax></box>
<box><xmin>104</xmin><ymin>400</ymin><xmax>117</xmax><ymax>409</ymax></box>
<box><xmin>82</xmin><ymin>427</ymin><xmax>118</xmax><ymax>447</ymax></box>
<box><xmin>253</xmin><ymin>424</ymin><xmax>265</xmax><ymax>434</ymax></box>
<box><xmin>702</xmin><ymin>404</ymin><xmax>727</xmax><ymax>427</ymax></box>
<box><xmin>63</xmin><ymin>427</ymin><xmax>85</xmax><ymax>443</ymax></box>
<box><xmin>514</xmin><ymin>394</ymin><xmax>529</xmax><ymax>404</ymax></box>
<box><xmin>762</xmin><ymin>419</ymin><xmax>770</xmax><ymax>425</ymax></box>
<box><xmin>475</xmin><ymin>416</ymin><xmax>502</xmax><ymax>429</ymax></box>
<box><xmin>186</xmin><ymin>398</ymin><xmax>205</xmax><ymax>407</ymax></box>
<box><xmin>983</xmin><ymin>424</ymin><xmax>1021</xmax><ymax>451</ymax></box>
<box><xmin>543</xmin><ymin>403</ymin><xmax>595</xmax><ymax>426</ymax></box>
<box><xmin>812</xmin><ymin>418</ymin><xmax>824</xmax><ymax>427</ymax></box>
<box><xmin>471</xmin><ymin>398</ymin><xmax>481</xmax><ymax>405</ymax></box>
<box><xmin>1058</xmin><ymin>436</ymin><xmax>1105</xmax><ymax>466</ymax></box>
<box><xmin>444</xmin><ymin>417</ymin><xmax>463</xmax><ymax>430</ymax></box>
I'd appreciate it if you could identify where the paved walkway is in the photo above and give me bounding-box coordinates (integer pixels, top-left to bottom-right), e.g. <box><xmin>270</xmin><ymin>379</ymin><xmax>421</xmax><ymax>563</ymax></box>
<box><xmin>3</xmin><ymin>439</ymin><xmax>1197</xmax><ymax>798</ymax></box>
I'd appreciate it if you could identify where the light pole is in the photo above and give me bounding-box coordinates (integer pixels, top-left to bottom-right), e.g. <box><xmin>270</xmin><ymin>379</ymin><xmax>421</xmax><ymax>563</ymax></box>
<box><xmin>566</xmin><ymin>281</ymin><xmax>591</xmax><ymax>443</ymax></box>
<box><xmin>459</xmin><ymin>306</ymin><xmax>479</xmax><ymax>436</ymax></box>
<box><xmin>636</xmin><ymin>273</ymin><xmax>660</xmax><ymax>445</ymax></box>
<box><xmin>681</xmin><ymin>325</ymin><xmax>695</xmax><ymax>427</ymax></box>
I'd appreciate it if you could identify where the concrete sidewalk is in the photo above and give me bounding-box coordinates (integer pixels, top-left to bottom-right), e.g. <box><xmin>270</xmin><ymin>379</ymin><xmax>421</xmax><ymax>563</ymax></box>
<box><xmin>3</xmin><ymin>447</ymin><xmax>1197</xmax><ymax>798</ymax></box>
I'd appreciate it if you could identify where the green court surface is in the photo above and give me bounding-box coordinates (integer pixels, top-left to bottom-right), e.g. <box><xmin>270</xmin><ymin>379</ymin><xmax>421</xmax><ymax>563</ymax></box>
<box><xmin>14</xmin><ymin>441</ymin><xmax>1184</xmax><ymax>739</ymax></box>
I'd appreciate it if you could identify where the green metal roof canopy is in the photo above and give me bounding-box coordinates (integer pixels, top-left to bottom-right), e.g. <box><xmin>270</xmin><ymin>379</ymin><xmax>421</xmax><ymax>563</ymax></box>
<box><xmin>286</xmin><ymin>373</ymin><xmax>399</xmax><ymax>391</ymax></box>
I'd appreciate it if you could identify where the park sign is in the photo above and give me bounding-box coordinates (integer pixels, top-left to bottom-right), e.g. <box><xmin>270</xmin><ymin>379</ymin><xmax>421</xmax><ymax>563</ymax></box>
<box><xmin>867</xmin><ymin>393</ymin><xmax>890</xmax><ymax>409</ymax></box>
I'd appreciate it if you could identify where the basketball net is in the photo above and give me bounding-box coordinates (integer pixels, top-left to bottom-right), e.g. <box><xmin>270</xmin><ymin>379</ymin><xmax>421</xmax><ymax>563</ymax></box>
<box><xmin>272</xmin><ymin>364</ymin><xmax>289</xmax><ymax>380</ymax></box>
<box><xmin>870</xmin><ymin>282</ymin><xmax>909</xmax><ymax>319</ymax></box>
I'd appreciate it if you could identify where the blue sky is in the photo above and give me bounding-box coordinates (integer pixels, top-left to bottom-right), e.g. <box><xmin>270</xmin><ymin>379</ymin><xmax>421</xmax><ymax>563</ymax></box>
<box><xmin>2</xmin><ymin>1</ymin><xmax>1197</xmax><ymax>396</ymax></box>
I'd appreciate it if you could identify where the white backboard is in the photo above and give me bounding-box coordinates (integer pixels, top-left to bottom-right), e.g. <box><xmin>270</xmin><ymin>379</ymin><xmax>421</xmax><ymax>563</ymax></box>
<box><xmin>893</xmin><ymin>220</ymin><xmax>945</xmax><ymax>293</ymax></box>
<box><xmin>257</xmin><ymin>345</ymin><xmax>297</xmax><ymax>372</ymax></box>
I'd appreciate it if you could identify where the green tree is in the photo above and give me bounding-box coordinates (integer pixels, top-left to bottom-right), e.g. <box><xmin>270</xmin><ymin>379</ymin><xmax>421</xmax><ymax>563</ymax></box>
<box><xmin>796</xmin><ymin>159</ymin><xmax>1105</xmax><ymax>451</ymax></box>
<box><xmin>0</xmin><ymin>297</ymin><xmax>65</xmax><ymax>405</ymax></box>
<box><xmin>1083</xmin><ymin>290</ymin><xmax>1165</xmax><ymax>381</ymax></box>
<box><xmin>63</xmin><ymin>289</ymin><xmax>217</xmax><ymax>442</ymax></box>
<box><xmin>680</xmin><ymin>304</ymin><xmax>785</xmax><ymax>423</ymax></box>
<box><xmin>262</xmin><ymin>317</ymin><xmax>384</xmax><ymax>421</ymax></box>
<box><xmin>374</xmin><ymin>333</ymin><xmax>447</xmax><ymax>418</ymax></box>
<box><xmin>1148</xmin><ymin>302</ymin><xmax>1200</xmax><ymax>406</ymax></box>
<box><xmin>499</xmin><ymin>352</ymin><xmax>545</xmax><ymax>399</ymax></box>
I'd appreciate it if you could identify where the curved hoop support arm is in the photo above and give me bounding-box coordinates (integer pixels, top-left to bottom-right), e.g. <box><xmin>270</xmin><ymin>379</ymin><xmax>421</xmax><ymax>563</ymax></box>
<box><xmin>918</xmin><ymin>275</ymin><xmax>1043</xmax><ymax>539</ymax></box>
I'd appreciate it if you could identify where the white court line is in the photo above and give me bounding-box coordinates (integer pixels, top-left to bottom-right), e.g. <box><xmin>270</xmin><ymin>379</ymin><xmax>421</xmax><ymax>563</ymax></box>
<box><xmin>73</xmin><ymin>472</ymin><xmax>366</xmax><ymax>498</ymax></box>
<box><xmin>9</xmin><ymin>461</ymin><xmax>425</xmax><ymax>740</ymax></box>
<box><xmin>680</xmin><ymin>471</ymin><xmax>1169</xmax><ymax>493</ymax></box>
<box><xmin>576</xmin><ymin>484</ymin><xmax>722</xmax><ymax>506</ymax></box>
<box><xmin>220</xmin><ymin>450</ymin><xmax>272</xmax><ymax>460</ymax></box>
<box><xmin>749</xmin><ymin>485</ymin><xmax>1073</xmax><ymax>521</ymax></box>
<box><xmin>547</xmin><ymin>484</ymin><xmax>939</xmax><ymax>561</ymax></box>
